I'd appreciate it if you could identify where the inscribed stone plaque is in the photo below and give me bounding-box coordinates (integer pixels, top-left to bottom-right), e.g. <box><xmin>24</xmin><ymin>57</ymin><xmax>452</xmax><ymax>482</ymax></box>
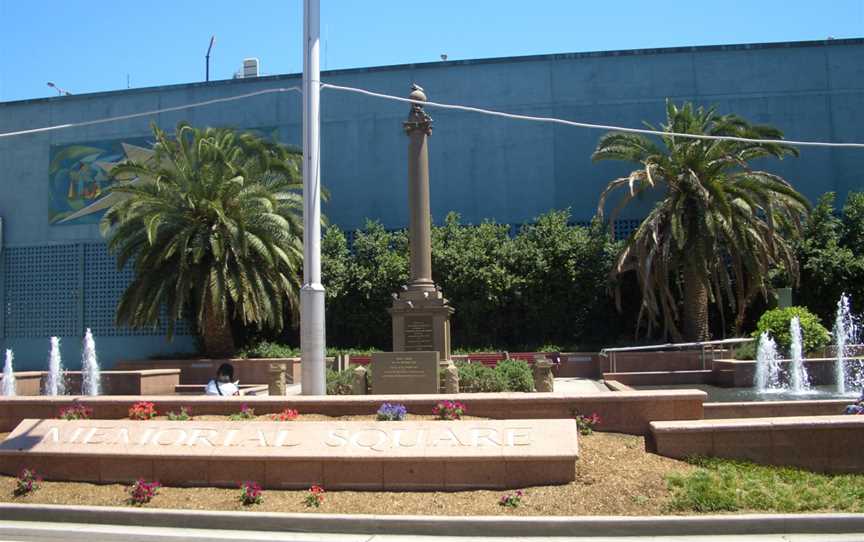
<box><xmin>404</xmin><ymin>315</ymin><xmax>434</xmax><ymax>351</ymax></box>
<box><xmin>371</xmin><ymin>351</ymin><xmax>439</xmax><ymax>394</ymax></box>
<box><xmin>0</xmin><ymin>418</ymin><xmax>579</xmax><ymax>489</ymax></box>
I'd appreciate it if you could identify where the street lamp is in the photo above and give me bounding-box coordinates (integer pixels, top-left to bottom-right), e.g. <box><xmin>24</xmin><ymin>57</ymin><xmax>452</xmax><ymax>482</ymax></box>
<box><xmin>46</xmin><ymin>82</ymin><xmax>72</xmax><ymax>96</ymax></box>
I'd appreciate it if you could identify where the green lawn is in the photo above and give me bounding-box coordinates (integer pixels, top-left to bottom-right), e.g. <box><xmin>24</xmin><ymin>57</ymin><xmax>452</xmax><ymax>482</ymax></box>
<box><xmin>667</xmin><ymin>457</ymin><xmax>864</xmax><ymax>513</ymax></box>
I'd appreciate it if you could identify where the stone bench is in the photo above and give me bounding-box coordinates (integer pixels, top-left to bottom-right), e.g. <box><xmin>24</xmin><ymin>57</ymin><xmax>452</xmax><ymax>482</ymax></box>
<box><xmin>650</xmin><ymin>415</ymin><xmax>864</xmax><ymax>473</ymax></box>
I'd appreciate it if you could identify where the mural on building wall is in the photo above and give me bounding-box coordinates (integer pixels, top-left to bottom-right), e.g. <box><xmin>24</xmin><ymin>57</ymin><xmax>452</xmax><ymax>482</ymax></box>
<box><xmin>49</xmin><ymin>137</ymin><xmax>150</xmax><ymax>225</ymax></box>
<box><xmin>48</xmin><ymin>126</ymin><xmax>282</xmax><ymax>226</ymax></box>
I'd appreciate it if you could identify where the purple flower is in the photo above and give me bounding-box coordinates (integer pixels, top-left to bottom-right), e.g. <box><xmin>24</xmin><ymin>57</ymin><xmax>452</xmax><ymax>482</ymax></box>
<box><xmin>376</xmin><ymin>403</ymin><xmax>408</xmax><ymax>421</ymax></box>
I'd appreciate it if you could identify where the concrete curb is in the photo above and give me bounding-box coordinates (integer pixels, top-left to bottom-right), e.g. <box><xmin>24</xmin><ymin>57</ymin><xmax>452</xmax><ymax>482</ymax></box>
<box><xmin>1</xmin><ymin>503</ymin><xmax>863</xmax><ymax>537</ymax></box>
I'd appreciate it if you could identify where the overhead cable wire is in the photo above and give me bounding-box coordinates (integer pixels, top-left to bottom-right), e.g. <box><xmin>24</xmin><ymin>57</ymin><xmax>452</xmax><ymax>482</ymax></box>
<box><xmin>1</xmin><ymin>81</ymin><xmax>863</xmax><ymax>149</ymax></box>
<box><xmin>320</xmin><ymin>82</ymin><xmax>864</xmax><ymax>149</ymax></box>
<box><xmin>0</xmin><ymin>87</ymin><xmax>302</xmax><ymax>138</ymax></box>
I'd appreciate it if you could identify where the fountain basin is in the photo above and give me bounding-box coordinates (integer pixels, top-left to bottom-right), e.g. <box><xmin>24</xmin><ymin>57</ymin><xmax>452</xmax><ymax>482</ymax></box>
<box><xmin>0</xmin><ymin>369</ymin><xmax>180</xmax><ymax>396</ymax></box>
<box><xmin>713</xmin><ymin>357</ymin><xmax>863</xmax><ymax>388</ymax></box>
<box><xmin>634</xmin><ymin>383</ymin><xmax>854</xmax><ymax>402</ymax></box>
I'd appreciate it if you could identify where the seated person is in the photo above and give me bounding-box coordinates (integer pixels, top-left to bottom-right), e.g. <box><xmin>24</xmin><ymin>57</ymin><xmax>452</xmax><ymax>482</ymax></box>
<box><xmin>205</xmin><ymin>363</ymin><xmax>240</xmax><ymax>396</ymax></box>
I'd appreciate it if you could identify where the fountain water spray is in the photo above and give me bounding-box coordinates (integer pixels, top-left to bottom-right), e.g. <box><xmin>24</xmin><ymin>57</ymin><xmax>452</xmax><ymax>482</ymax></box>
<box><xmin>45</xmin><ymin>336</ymin><xmax>66</xmax><ymax>396</ymax></box>
<box><xmin>2</xmin><ymin>349</ymin><xmax>16</xmax><ymax>396</ymax></box>
<box><xmin>789</xmin><ymin>316</ymin><xmax>811</xmax><ymax>394</ymax></box>
<box><xmin>754</xmin><ymin>332</ymin><xmax>783</xmax><ymax>392</ymax></box>
<box><xmin>834</xmin><ymin>293</ymin><xmax>862</xmax><ymax>395</ymax></box>
<box><xmin>81</xmin><ymin>328</ymin><xmax>101</xmax><ymax>396</ymax></box>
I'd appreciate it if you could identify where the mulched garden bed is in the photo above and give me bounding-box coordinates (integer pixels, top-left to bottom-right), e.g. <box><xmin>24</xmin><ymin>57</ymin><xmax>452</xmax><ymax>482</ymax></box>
<box><xmin>0</xmin><ymin>428</ymin><xmax>689</xmax><ymax>516</ymax></box>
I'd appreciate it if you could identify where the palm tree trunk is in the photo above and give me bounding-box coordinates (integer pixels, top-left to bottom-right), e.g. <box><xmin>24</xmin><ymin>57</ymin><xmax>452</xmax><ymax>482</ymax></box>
<box><xmin>201</xmin><ymin>307</ymin><xmax>235</xmax><ymax>358</ymax></box>
<box><xmin>682</xmin><ymin>264</ymin><xmax>710</xmax><ymax>341</ymax></box>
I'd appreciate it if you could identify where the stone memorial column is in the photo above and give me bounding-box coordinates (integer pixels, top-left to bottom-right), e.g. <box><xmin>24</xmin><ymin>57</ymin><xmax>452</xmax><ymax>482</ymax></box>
<box><xmin>388</xmin><ymin>84</ymin><xmax>455</xmax><ymax>363</ymax></box>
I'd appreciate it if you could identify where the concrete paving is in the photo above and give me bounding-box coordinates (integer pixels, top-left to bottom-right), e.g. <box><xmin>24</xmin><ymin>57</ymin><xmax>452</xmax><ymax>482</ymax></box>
<box><xmin>1</xmin><ymin>520</ymin><xmax>863</xmax><ymax>542</ymax></box>
<box><xmin>553</xmin><ymin>377</ymin><xmax>610</xmax><ymax>394</ymax></box>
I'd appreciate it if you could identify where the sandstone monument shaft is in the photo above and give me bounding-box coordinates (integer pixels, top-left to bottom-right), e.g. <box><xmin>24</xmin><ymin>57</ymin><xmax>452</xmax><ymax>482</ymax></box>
<box><xmin>389</xmin><ymin>84</ymin><xmax>454</xmax><ymax>362</ymax></box>
<box><xmin>405</xmin><ymin>85</ymin><xmax>435</xmax><ymax>290</ymax></box>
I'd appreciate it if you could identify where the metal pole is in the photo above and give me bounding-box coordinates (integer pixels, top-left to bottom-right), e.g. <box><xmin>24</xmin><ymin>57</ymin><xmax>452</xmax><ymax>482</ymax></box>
<box><xmin>300</xmin><ymin>0</ymin><xmax>326</xmax><ymax>395</ymax></box>
<box><xmin>205</xmin><ymin>36</ymin><xmax>215</xmax><ymax>82</ymax></box>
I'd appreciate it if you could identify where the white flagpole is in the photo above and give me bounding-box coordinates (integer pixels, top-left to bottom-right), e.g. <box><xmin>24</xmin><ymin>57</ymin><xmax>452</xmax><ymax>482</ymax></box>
<box><xmin>300</xmin><ymin>0</ymin><xmax>326</xmax><ymax>395</ymax></box>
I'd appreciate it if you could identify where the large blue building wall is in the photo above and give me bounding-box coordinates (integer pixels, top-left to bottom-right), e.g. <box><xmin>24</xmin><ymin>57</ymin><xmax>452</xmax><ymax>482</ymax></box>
<box><xmin>1</xmin><ymin>39</ymin><xmax>862</xmax><ymax>369</ymax></box>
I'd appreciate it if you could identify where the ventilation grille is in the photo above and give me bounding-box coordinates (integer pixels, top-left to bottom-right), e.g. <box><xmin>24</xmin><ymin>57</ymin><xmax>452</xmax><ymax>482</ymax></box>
<box><xmin>3</xmin><ymin>242</ymin><xmax>193</xmax><ymax>338</ymax></box>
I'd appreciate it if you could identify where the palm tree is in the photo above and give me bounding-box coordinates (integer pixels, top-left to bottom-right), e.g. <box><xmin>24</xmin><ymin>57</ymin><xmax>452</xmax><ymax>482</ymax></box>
<box><xmin>594</xmin><ymin>101</ymin><xmax>809</xmax><ymax>341</ymax></box>
<box><xmin>100</xmin><ymin>122</ymin><xmax>304</xmax><ymax>356</ymax></box>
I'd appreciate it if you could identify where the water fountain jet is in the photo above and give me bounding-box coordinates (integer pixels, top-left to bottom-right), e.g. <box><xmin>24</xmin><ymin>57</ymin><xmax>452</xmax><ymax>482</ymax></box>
<box><xmin>789</xmin><ymin>316</ymin><xmax>811</xmax><ymax>394</ymax></box>
<box><xmin>754</xmin><ymin>332</ymin><xmax>782</xmax><ymax>392</ymax></box>
<box><xmin>81</xmin><ymin>328</ymin><xmax>101</xmax><ymax>396</ymax></box>
<box><xmin>2</xmin><ymin>349</ymin><xmax>16</xmax><ymax>396</ymax></box>
<box><xmin>45</xmin><ymin>336</ymin><xmax>66</xmax><ymax>396</ymax></box>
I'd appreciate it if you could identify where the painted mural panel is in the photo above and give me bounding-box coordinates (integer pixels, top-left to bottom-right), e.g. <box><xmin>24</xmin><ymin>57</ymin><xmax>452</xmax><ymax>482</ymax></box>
<box><xmin>48</xmin><ymin>127</ymin><xmax>281</xmax><ymax>226</ymax></box>
<box><xmin>49</xmin><ymin>137</ymin><xmax>150</xmax><ymax>225</ymax></box>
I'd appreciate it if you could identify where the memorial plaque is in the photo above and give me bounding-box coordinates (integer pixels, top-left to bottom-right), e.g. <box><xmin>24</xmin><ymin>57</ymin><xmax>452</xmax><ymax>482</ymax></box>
<box><xmin>0</xmin><ymin>418</ymin><xmax>578</xmax><ymax>490</ymax></box>
<box><xmin>404</xmin><ymin>315</ymin><xmax>434</xmax><ymax>351</ymax></box>
<box><xmin>371</xmin><ymin>351</ymin><xmax>438</xmax><ymax>394</ymax></box>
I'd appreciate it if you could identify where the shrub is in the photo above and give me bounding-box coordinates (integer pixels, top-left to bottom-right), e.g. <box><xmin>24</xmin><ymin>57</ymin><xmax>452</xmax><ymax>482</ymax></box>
<box><xmin>499</xmin><ymin>490</ymin><xmax>524</xmax><ymax>508</ymax></box>
<box><xmin>433</xmin><ymin>400</ymin><xmax>466</xmax><ymax>420</ymax></box>
<box><xmin>270</xmin><ymin>408</ymin><xmax>299</xmax><ymax>421</ymax></box>
<box><xmin>753</xmin><ymin>306</ymin><xmax>831</xmax><ymax>354</ymax></box>
<box><xmin>127</xmin><ymin>479</ymin><xmax>160</xmax><ymax>505</ymax></box>
<box><xmin>326</xmin><ymin>368</ymin><xmax>354</xmax><ymax>395</ymax></box>
<box><xmin>58</xmin><ymin>403</ymin><xmax>92</xmax><ymax>420</ymax></box>
<box><xmin>228</xmin><ymin>404</ymin><xmax>255</xmax><ymax>421</ymax></box>
<box><xmin>575</xmin><ymin>412</ymin><xmax>601</xmax><ymax>435</ymax></box>
<box><xmin>14</xmin><ymin>468</ymin><xmax>41</xmax><ymax>496</ymax></box>
<box><xmin>376</xmin><ymin>403</ymin><xmax>407</xmax><ymax>421</ymax></box>
<box><xmin>128</xmin><ymin>401</ymin><xmax>157</xmax><ymax>420</ymax></box>
<box><xmin>495</xmin><ymin>359</ymin><xmax>534</xmax><ymax>392</ymax></box>
<box><xmin>239</xmin><ymin>341</ymin><xmax>299</xmax><ymax>359</ymax></box>
<box><xmin>305</xmin><ymin>485</ymin><xmax>325</xmax><ymax>508</ymax></box>
<box><xmin>733</xmin><ymin>341</ymin><xmax>757</xmax><ymax>360</ymax></box>
<box><xmin>166</xmin><ymin>407</ymin><xmax>193</xmax><ymax>421</ymax></box>
<box><xmin>456</xmin><ymin>362</ymin><xmax>507</xmax><ymax>393</ymax></box>
<box><xmin>239</xmin><ymin>481</ymin><xmax>263</xmax><ymax>505</ymax></box>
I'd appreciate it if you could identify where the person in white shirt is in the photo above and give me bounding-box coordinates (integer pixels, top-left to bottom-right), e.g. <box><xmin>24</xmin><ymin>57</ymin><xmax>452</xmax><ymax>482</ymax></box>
<box><xmin>205</xmin><ymin>363</ymin><xmax>240</xmax><ymax>396</ymax></box>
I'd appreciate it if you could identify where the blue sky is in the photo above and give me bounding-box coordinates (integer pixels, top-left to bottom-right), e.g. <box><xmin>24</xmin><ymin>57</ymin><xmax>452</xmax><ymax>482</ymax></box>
<box><xmin>0</xmin><ymin>0</ymin><xmax>862</xmax><ymax>102</ymax></box>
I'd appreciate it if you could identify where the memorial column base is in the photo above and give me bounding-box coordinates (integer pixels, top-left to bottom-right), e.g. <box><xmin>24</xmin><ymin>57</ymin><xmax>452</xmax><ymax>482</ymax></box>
<box><xmin>389</xmin><ymin>288</ymin><xmax>454</xmax><ymax>362</ymax></box>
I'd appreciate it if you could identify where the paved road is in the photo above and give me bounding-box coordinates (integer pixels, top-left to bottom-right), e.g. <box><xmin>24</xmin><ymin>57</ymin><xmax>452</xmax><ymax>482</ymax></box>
<box><xmin>1</xmin><ymin>521</ymin><xmax>862</xmax><ymax>542</ymax></box>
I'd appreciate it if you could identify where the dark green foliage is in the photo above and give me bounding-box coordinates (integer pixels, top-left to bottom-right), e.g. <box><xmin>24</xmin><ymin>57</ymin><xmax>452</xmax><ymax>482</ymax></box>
<box><xmin>431</xmin><ymin>214</ymin><xmax>517</xmax><ymax>346</ymax></box>
<box><xmin>322</xmin><ymin>221</ymin><xmax>408</xmax><ymax>349</ymax></box>
<box><xmin>321</xmin><ymin>210</ymin><xmax>623</xmax><ymax>350</ymax></box>
<box><xmin>508</xmin><ymin>212</ymin><xmax>622</xmax><ymax>347</ymax></box>
<box><xmin>795</xmin><ymin>192</ymin><xmax>864</xmax><ymax>324</ymax></box>
<box><xmin>753</xmin><ymin>306</ymin><xmax>831</xmax><ymax>354</ymax></box>
<box><xmin>494</xmin><ymin>359</ymin><xmax>534</xmax><ymax>392</ymax></box>
<box><xmin>667</xmin><ymin>457</ymin><xmax>864</xmax><ymax>513</ymax></box>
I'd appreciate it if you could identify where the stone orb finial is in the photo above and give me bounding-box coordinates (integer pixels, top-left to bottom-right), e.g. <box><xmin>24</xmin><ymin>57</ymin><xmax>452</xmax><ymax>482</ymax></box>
<box><xmin>409</xmin><ymin>83</ymin><xmax>427</xmax><ymax>102</ymax></box>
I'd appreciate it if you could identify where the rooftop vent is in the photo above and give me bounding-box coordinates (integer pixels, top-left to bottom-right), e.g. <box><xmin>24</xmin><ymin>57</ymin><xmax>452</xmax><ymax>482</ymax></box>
<box><xmin>242</xmin><ymin>58</ymin><xmax>259</xmax><ymax>78</ymax></box>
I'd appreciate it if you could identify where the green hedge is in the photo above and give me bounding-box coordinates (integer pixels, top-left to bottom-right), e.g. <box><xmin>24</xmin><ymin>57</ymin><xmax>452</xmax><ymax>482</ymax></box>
<box><xmin>455</xmin><ymin>360</ymin><xmax>534</xmax><ymax>393</ymax></box>
<box><xmin>322</xmin><ymin>210</ymin><xmax>628</xmax><ymax>350</ymax></box>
